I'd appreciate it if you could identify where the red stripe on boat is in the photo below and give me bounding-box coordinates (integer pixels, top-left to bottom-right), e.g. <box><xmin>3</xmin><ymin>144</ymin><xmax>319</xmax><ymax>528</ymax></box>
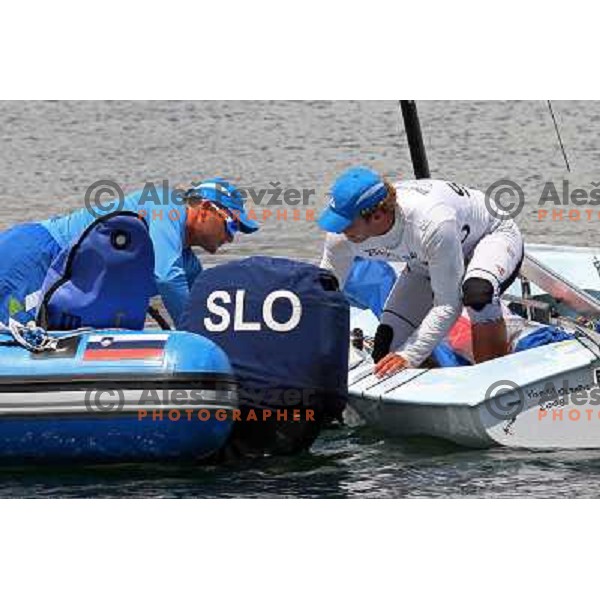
<box><xmin>83</xmin><ymin>348</ymin><xmax>165</xmax><ymax>361</ymax></box>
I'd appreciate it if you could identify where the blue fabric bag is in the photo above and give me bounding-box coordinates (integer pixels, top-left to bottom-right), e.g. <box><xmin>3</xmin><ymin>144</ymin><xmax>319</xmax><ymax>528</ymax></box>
<box><xmin>343</xmin><ymin>257</ymin><xmax>397</xmax><ymax>317</ymax></box>
<box><xmin>431</xmin><ymin>342</ymin><xmax>473</xmax><ymax>367</ymax></box>
<box><xmin>514</xmin><ymin>326</ymin><xmax>575</xmax><ymax>353</ymax></box>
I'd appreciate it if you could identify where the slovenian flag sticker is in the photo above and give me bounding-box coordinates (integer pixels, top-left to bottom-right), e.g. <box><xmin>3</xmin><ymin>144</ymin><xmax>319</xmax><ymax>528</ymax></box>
<box><xmin>83</xmin><ymin>334</ymin><xmax>169</xmax><ymax>361</ymax></box>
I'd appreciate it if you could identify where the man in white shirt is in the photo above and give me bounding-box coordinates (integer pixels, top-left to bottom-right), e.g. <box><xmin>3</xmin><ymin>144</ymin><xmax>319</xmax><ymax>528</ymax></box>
<box><xmin>318</xmin><ymin>167</ymin><xmax>523</xmax><ymax>376</ymax></box>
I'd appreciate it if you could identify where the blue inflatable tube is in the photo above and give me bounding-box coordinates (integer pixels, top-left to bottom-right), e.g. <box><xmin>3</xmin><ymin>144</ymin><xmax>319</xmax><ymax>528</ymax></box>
<box><xmin>0</xmin><ymin>329</ymin><xmax>237</xmax><ymax>464</ymax></box>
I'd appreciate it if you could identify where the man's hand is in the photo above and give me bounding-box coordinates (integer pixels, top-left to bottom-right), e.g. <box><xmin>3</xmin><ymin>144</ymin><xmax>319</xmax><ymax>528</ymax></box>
<box><xmin>374</xmin><ymin>353</ymin><xmax>409</xmax><ymax>378</ymax></box>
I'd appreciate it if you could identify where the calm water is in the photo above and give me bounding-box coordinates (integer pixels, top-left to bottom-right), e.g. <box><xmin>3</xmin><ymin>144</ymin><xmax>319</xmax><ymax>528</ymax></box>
<box><xmin>1</xmin><ymin>100</ymin><xmax>600</xmax><ymax>498</ymax></box>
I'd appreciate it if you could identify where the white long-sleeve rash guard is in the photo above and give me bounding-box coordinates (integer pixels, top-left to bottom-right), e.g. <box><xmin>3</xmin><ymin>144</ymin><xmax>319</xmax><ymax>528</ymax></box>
<box><xmin>320</xmin><ymin>179</ymin><xmax>502</xmax><ymax>367</ymax></box>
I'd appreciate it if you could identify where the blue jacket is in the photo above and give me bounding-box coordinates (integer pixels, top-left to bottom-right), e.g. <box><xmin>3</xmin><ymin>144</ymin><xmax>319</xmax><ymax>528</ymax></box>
<box><xmin>40</xmin><ymin>187</ymin><xmax>202</xmax><ymax>326</ymax></box>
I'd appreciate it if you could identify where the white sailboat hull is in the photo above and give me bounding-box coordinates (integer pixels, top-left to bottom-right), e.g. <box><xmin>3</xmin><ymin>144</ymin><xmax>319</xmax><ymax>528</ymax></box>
<box><xmin>348</xmin><ymin>243</ymin><xmax>600</xmax><ymax>449</ymax></box>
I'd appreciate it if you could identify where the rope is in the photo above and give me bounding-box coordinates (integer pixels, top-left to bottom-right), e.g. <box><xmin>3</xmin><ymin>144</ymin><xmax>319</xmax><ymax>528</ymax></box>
<box><xmin>0</xmin><ymin>319</ymin><xmax>89</xmax><ymax>353</ymax></box>
<box><xmin>547</xmin><ymin>101</ymin><xmax>571</xmax><ymax>172</ymax></box>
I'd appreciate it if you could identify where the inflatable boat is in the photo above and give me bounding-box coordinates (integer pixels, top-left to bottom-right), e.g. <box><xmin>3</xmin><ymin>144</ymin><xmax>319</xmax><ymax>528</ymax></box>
<box><xmin>0</xmin><ymin>211</ymin><xmax>241</xmax><ymax>464</ymax></box>
<box><xmin>347</xmin><ymin>244</ymin><xmax>600</xmax><ymax>450</ymax></box>
<box><xmin>0</xmin><ymin>204</ymin><xmax>351</xmax><ymax>462</ymax></box>
<box><xmin>0</xmin><ymin>255</ymin><xmax>349</xmax><ymax>462</ymax></box>
<box><xmin>0</xmin><ymin>326</ymin><xmax>237</xmax><ymax>463</ymax></box>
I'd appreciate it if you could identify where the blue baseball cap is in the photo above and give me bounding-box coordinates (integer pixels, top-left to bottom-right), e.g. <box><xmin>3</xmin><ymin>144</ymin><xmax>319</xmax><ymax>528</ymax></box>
<box><xmin>184</xmin><ymin>177</ymin><xmax>260</xmax><ymax>234</ymax></box>
<box><xmin>317</xmin><ymin>167</ymin><xmax>388</xmax><ymax>233</ymax></box>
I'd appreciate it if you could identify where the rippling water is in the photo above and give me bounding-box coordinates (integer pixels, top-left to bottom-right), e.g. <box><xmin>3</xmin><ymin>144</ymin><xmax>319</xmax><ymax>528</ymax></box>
<box><xmin>1</xmin><ymin>100</ymin><xmax>600</xmax><ymax>498</ymax></box>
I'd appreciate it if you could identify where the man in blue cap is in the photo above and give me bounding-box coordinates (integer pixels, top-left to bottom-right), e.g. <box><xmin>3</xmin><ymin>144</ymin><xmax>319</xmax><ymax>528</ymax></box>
<box><xmin>318</xmin><ymin>167</ymin><xmax>523</xmax><ymax>374</ymax></box>
<box><xmin>0</xmin><ymin>177</ymin><xmax>259</xmax><ymax>328</ymax></box>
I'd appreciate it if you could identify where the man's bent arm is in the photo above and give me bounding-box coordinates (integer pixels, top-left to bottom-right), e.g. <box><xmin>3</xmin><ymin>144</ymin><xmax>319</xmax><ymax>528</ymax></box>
<box><xmin>157</xmin><ymin>268</ymin><xmax>190</xmax><ymax>328</ymax></box>
<box><xmin>395</xmin><ymin>219</ymin><xmax>464</xmax><ymax>367</ymax></box>
<box><xmin>319</xmin><ymin>233</ymin><xmax>355</xmax><ymax>288</ymax></box>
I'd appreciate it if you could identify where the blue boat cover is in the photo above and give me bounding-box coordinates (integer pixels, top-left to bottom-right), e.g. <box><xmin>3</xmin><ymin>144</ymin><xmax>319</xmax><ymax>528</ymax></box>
<box><xmin>343</xmin><ymin>258</ymin><xmax>397</xmax><ymax>317</ymax></box>
<box><xmin>181</xmin><ymin>256</ymin><xmax>349</xmax><ymax>416</ymax></box>
<box><xmin>37</xmin><ymin>212</ymin><xmax>155</xmax><ymax>330</ymax></box>
<box><xmin>514</xmin><ymin>325</ymin><xmax>575</xmax><ymax>352</ymax></box>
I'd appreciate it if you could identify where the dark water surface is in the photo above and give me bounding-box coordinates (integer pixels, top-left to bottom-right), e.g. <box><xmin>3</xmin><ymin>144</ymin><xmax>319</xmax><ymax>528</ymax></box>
<box><xmin>1</xmin><ymin>100</ymin><xmax>600</xmax><ymax>498</ymax></box>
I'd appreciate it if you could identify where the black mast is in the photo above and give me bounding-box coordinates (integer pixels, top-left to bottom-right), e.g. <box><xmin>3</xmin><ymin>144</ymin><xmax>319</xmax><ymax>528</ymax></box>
<box><xmin>399</xmin><ymin>101</ymin><xmax>430</xmax><ymax>179</ymax></box>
